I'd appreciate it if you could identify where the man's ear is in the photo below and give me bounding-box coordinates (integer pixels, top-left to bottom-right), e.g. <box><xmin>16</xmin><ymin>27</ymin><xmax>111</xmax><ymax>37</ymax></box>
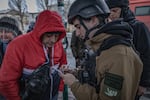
<box><xmin>91</xmin><ymin>16</ymin><xmax>99</xmax><ymax>25</ymax></box>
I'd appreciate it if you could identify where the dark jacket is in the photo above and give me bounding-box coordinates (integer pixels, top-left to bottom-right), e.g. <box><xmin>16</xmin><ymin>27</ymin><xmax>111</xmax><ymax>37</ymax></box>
<box><xmin>124</xmin><ymin>9</ymin><xmax>150</xmax><ymax>87</ymax></box>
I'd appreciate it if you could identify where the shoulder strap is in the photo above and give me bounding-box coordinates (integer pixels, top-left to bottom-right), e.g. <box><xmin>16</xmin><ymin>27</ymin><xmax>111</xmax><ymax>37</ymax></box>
<box><xmin>97</xmin><ymin>36</ymin><xmax>132</xmax><ymax>56</ymax></box>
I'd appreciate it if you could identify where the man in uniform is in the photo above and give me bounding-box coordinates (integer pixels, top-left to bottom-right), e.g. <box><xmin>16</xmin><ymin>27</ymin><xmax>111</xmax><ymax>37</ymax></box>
<box><xmin>60</xmin><ymin>0</ymin><xmax>143</xmax><ymax>100</ymax></box>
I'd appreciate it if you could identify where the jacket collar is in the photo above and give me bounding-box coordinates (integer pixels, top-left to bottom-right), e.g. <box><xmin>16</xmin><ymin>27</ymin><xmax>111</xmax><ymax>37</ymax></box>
<box><xmin>85</xmin><ymin>33</ymin><xmax>113</xmax><ymax>52</ymax></box>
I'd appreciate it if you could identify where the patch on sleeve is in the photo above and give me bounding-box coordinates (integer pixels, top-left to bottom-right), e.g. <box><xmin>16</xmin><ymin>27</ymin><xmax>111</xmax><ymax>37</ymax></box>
<box><xmin>104</xmin><ymin>86</ymin><xmax>119</xmax><ymax>97</ymax></box>
<box><xmin>103</xmin><ymin>72</ymin><xmax>124</xmax><ymax>97</ymax></box>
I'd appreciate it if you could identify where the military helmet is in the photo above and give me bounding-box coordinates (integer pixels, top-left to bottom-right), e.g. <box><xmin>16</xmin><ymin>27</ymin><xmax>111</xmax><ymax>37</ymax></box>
<box><xmin>68</xmin><ymin>0</ymin><xmax>110</xmax><ymax>24</ymax></box>
<box><xmin>105</xmin><ymin>0</ymin><xmax>129</xmax><ymax>8</ymax></box>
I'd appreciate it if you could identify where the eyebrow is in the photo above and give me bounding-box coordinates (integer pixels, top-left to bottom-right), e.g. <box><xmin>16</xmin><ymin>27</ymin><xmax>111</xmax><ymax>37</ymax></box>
<box><xmin>75</xmin><ymin>24</ymin><xmax>80</xmax><ymax>28</ymax></box>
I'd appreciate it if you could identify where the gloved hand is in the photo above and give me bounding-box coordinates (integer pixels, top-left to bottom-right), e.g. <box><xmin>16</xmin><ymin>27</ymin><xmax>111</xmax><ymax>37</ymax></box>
<box><xmin>60</xmin><ymin>73</ymin><xmax>78</xmax><ymax>86</ymax></box>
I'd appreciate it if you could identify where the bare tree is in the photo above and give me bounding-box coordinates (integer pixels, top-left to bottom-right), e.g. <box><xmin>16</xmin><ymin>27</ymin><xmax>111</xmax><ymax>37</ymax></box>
<box><xmin>8</xmin><ymin>0</ymin><xmax>28</xmax><ymax>30</ymax></box>
<box><xmin>64</xmin><ymin>0</ymin><xmax>71</xmax><ymax>18</ymax></box>
<box><xmin>36</xmin><ymin>0</ymin><xmax>49</xmax><ymax>11</ymax></box>
<box><xmin>44</xmin><ymin>0</ymin><xmax>49</xmax><ymax>9</ymax></box>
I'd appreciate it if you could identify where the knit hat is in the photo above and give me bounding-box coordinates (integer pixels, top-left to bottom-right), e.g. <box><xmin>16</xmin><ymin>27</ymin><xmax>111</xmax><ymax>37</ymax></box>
<box><xmin>0</xmin><ymin>16</ymin><xmax>21</xmax><ymax>36</ymax></box>
<box><xmin>105</xmin><ymin>0</ymin><xmax>129</xmax><ymax>8</ymax></box>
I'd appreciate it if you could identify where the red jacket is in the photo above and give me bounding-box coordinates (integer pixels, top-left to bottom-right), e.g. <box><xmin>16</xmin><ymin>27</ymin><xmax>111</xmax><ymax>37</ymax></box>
<box><xmin>50</xmin><ymin>41</ymin><xmax>67</xmax><ymax>66</ymax></box>
<box><xmin>0</xmin><ymin>10</ymin><xmax>66</xmax><ymax>100</ymax></box>
<box><xmin>50</xmin><ymin>41</ymin><xmax>67</xmax><ymax>91</ymax></box>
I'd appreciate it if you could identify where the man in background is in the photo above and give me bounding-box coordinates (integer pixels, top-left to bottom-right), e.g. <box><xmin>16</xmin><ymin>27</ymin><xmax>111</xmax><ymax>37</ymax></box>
<box><xmin>105</xmin><ymin>0</ymin><xmax>150</xmax><ymax>98</ymax></box>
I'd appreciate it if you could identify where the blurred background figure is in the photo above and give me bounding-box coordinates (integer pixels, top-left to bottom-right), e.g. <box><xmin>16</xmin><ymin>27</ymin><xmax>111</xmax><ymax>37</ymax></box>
<box><xmin>26</xmin><ymin>21</ymin><xmax>35</xmax><ymax>33</ymax></box>
<box><xmin>105</xmin><ymin>0</ymin><xmax>150</xmax><ymax>99</ymax></box>
<box><xmin>70</xmin><ymin>31</ymin><xmax>85</xmax><ymax>68</ymax></box>
<box><xmin>0</xmin><ymin>16</ymin><xmax>22</xmax><ymax>66</ymax></box>
<box><xmin>62</xmin><ymin>36</ymin><xmax>69</xmax><ymax>51</ymax></box>
<box><xmin>0</xmin><ymin>16</ymin><xmax>22</xmax><ymax>100</ymax></box>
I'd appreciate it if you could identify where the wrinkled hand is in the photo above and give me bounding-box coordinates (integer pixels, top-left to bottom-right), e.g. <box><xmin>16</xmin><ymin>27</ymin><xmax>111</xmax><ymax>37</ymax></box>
<box><xmin>137</xmin><ymin>86</ymin><xmax>146</xmax><ymax>96</ymax></box>
<box><xmin>60</xmin><ymin>64</ymin><xmax>70</xmax><ymax>73</ymax></box>
<box><xmin>60</xmin><ymin>64</ymin><xmax>76</xmax><ymax>74</ymax></box>
<box><xmin>60</xmin><ymin>73</ymin><xmax>77</xmax><ymax>86</ymax></box>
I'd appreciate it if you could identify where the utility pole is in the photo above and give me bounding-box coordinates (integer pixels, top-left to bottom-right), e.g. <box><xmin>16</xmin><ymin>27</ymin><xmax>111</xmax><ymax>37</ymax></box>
<box><xmin>57</xmin><ymin>2</ymin><xmax>69</xmax><ymax>98</ymax></box>
<box><xmin>8</xmin><ymin>0</ymin><xmax>28</xmax><ymax>31</ymax></box>
<box><xmin>57</xmin><ymin>0</ymin><xmax>69</xmax><ymax>51</ymax></box>
<box><xmin>57</xmin><ymin>0</ymin><xmax>66</xmax><ymax>26</ymax></box>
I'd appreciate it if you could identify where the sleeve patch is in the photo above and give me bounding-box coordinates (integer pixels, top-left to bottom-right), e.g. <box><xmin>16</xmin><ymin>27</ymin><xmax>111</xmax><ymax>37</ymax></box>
<box><xmin>104</xmin><ymin>86</ymin><xmax>119</xmax><ymax>97</ymax></box>
<box><xmin>104</xmin><ymin>72</ymin><xmax>124</xmax><ymax>90</ymax></box>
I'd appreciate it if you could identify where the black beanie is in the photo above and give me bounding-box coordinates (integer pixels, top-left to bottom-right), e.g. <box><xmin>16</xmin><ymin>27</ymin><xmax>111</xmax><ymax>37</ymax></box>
<box><xmin>105</xmin><ymin>0</ymin><xmax>129</xmax><ymax>8</ymax></box>
<box><xmin>0</xmin><ymin>16</ymin><xmax>21</xmax><ymax>36</ymax></box>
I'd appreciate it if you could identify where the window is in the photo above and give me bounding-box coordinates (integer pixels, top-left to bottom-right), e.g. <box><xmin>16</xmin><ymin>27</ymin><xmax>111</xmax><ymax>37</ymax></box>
<box><xmin>135</xmin><ymin>6</ymin><xmax>150</xmax><ymax>16</ymax></box>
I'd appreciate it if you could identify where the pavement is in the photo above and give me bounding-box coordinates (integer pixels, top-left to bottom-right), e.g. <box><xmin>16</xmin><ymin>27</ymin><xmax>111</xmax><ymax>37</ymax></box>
<box><xmin>65</xmin><ymin>32</ymin><xmax>76</xmax><ymax>68</ymax></box>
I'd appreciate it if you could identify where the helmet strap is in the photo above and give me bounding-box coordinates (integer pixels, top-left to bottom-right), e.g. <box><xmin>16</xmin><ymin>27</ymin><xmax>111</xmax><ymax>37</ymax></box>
<box><xmin>120</xmin><ymin>7</ymin><xmax>129</xmax><ymax>18</ymax></box>
<box><xmin>79</xmin><ymin>17</ymin><xmax>89</xmax><ymax>40</ymax></box>
<box><xmin>79</xmin><ymin>17</ymin><xmax>104</xmax><ymax>41</ymax></box>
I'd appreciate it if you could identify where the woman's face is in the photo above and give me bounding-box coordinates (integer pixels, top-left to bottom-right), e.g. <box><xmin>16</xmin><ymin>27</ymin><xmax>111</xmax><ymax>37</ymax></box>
<box><xmin>0</xmin><ymin>30</ymin><xmax>15</xmax><ymax>42</ymax></box>
<box><xmin>109</xmin><ymin>7</ymin><xmax>122</xmax><ymax>21</ymax></box>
